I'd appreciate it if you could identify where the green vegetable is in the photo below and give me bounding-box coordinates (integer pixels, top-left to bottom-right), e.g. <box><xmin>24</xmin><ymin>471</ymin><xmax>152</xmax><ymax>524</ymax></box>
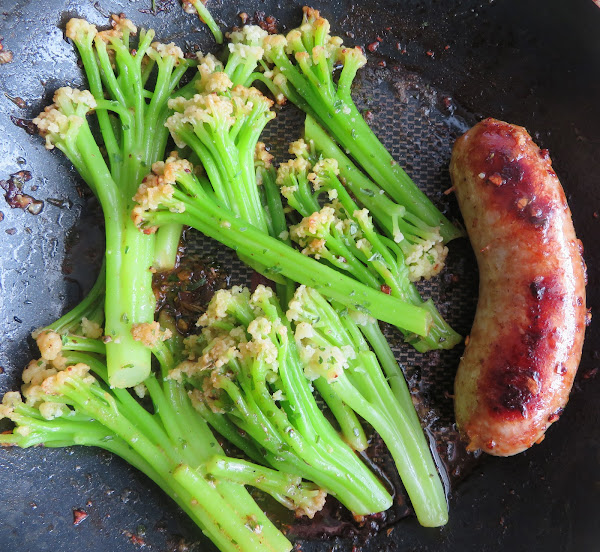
<box><xmin>287</xmin><ymin>285</ymin><xmax>448</xmax><ymax>527</ymax></box>
<box><xmin>182</xmin><ymin>0</ymin><xmax>223</xmax><ymax>44</ymax></box>
<box><xmin>0</xmin><ymin>314</ymin><xmax>292</xmax><ymax>552</ymax></box>
<box><xmin>305</xmin><ymin>115</ymin><xmax>456</xmax><ymax>273</ymax></box>
<box><xmin>242</xmin><ymin>7</ymin><xmax>463</xmax><ymax>243</ymax></box>
<box><xmin>205</xmin><ymin>456</ymin><xmax>326</xmax><ymax>518</ymax></box>
<box><xmin>276</xmin><ymin>136</ymin><xmax>461</xmax><ymax>352</ymax></box>
<box><xmin>132</xmin><ymin>156</ymin><xmax>432</xmax><ymax>336</ymax></box>
<box><xmin>166</xmin><ymin>78</ymin><xmax>273</xmax><ymax>235</ymax></box>
<box><xmin>174</xmin><ymin>285</ymin><xmax>393</xmax><ymax>515</ymax></box>
<box><xmin>33</xmin><ymin>17</ymin><xmax>196</xmax><ymax>387</ymax></box>
<box><xmin>166</xmin><ymin>45</ymin><xmax>294</xmax><ymax>285</ymax></box>
<box><xmin>46</xmin><ymin>259</ymin><xmax>105</xmax><ymax>335</ymax></box>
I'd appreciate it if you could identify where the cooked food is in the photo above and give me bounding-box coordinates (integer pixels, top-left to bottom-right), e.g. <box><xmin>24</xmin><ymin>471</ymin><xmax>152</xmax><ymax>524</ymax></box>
<box><xmin>246</xmin><ymin>7</ymin><xmax>463</xmax><ymax>243</ymax></box>
<box><xmin>450</xmin><ymin>118</ymin><xmax>587</xmax><ymax>456</ymax></box>
<box><xmin>0</xmin><ymin>6</ymin><xmax>460</xmax><ymax>552</ymax></box>
<box><xmin>276</xmin><ymin>127</ymin><xmax>461</xmax><ymax>352</ymax></box>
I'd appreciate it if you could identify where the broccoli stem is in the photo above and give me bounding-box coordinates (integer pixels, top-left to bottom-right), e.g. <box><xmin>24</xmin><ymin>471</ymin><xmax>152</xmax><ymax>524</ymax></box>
<box><xmin>359</xmin><ymin>321</ymin><xmax>422</xmax><ymax>432</ymax></box>
<box><xmin>305</xmin><ymin>115</ymin><xmax>463</xmax><ymax>246</ymax></box>
<box><xmin>186</xmin><ymin>0</ymin><xmax>224</xmax><ymax>44</ymax></box>
<box><xmin>206</xmin><ymin>455</ymin><xmax>324</xmax><ymax>516</ymax></box>
<box><xmin>47</xmin><ymin>259</ymin><xmax>106</xmax><ymax>334</ymax></box>
<box><xmin>190</xmin><ymin>396</ymin><xmax>266</xmax><ymax>464</ymax></box>
<box><xmin>212</xmin><ymin>358</ymin><xmax>384</xmax><ymax>514</ymax></box>
<box><xmin>146</xmin><ymin>179</ymin><xmax>432</xmax><ymax>336</ymax></box>
<box><xmin>305</xmin><ymin>115</ymin><xmax>403</xmax><ymax>236</ymax></box>
<box><xmin>146</xmin><ymin>376</ymin><xmax>292</xmax><ymax>549</ymax></box>
<box><xmin>69</xmin><ymin>32</ymin><xmax>122</xmax><ymax>181</ymax></box>
<box><xmin>153</xmin><ymin>222</ymin><xmax>183</xmax><ymax>270</ymax></box>
<box><xmin>60</xmin><ymin>336</ymin><xmax>105</xmax><ymax>355</ymax></box>
<box><xmin>332</xmin><ymin>366</ymin><xmax>448</xmax><ymax>527</ymax></box>
<box><xmin>152</xmin><ymin>332</ymin><xmax>291</xmax><ymax>552</ymax></box>
<box><xmin>8</xmin><ymin>413</ymin><xmax>245</xmax><ymax>551</ymax></box>
<box><xmin>173</xmin><ymin>464</ymin><xmax>287</xmax><ymax>552</ymax></box>
<box><xmin>68</xmin><ymin>125</ymin><xmax>154</xmax><ymax>387</ymax></box>
<box><xmin>288</xmin><ymin>287</ymin><xmax>448</xmax><ymax>526</ymax></box>
<box><xmin>167</xmin><ymin>94</ymin><xmax>291</xmax><ymax>286</ymax></box>
<box><xmin>167</xmin><ymin>101</ymin><xmax>271</xmax><ymax>234</ymax></box>
<box><xmin>264</xmin><ymin>46</ymin><xmax>461</xmax><ymax>242</ymax></box>
<box><xmin>143</xmin><ymin>53</ymin><xmax>188</xmax><ymax>272</ymax></box>
<box><xmin>312</xmin><ymin>378</ymin><xmax>368</xmax><ymax>451</ymax></box>
<box><xmin>258</xmin><ymin>166</ymin><xmax>297</xmax><ymax>305</ymax></box>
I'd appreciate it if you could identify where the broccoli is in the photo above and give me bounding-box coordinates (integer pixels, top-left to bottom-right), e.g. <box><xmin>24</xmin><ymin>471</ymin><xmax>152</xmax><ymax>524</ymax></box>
<box><xmin>165</xmin><ymin>81</ymin><xmax>273</xmax><ymax>235</ymax></box>
<box><xmin>174</xmin><ymin>28</ymin><xmax>268</xmax><ymax>102</ymax></box>
<box><xmin>277</xmin><ymin>136</ymin><xmax>461</xmax><ymax>352</ymax></box>
<box><xmin>304</xmin><ymin>116</ymin><xmax>451</xmax><ymax>282</ymax></box>
<box><xmin>241</xmin><ymin>8</ymin><xmax>464</xmax><ymax>243</ymax></box>
<box><xmin>132</xmin><ymin>155</ymin><xmax>433</xmax><ymax>337</ymax></box>
<box><xmin>8</xmin><ymin>10</ymin><xmax>459</xmax><ymax>548</ymax></box>
<box><xmin>172</xmin><ymin>284</ymin><xmax>393</xmax><ymax>515</ymax></box>
<box><xmin>0</xmin><ymin>310</ymin><xmax>293</xmax><ymax>552</ymax></box>
<box><xmin>182</xmin><ymin>0</ymin><xmax>224</xmax><ymax>44</ymax></box>
<box><xmin>165</xmin><ymin>43</ymin><xmax>300</xmax><ymax>286</ymax></box>
<box><xmin>287</xmin><ymin>285</ymin><xmax>448</xmax><ymax>527</ymax></box>
<box><xmin>33</xmin><ymin>16</ymin><xmax>198</xmax><ymax>387</ymax></box>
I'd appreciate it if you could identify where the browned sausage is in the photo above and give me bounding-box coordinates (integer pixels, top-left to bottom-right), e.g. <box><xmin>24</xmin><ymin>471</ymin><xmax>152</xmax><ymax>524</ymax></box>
<box><xmin>450</xmin><ymin>118</ymin><xmax>587</xmax><ymax>456</ymax></box>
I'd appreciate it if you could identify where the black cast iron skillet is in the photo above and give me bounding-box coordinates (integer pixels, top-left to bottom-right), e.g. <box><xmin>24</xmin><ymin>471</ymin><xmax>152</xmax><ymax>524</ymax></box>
<box><xmin>1</xmin><ymin>0</ymin><xmax>599</xmax><ymax>550</ymax></box>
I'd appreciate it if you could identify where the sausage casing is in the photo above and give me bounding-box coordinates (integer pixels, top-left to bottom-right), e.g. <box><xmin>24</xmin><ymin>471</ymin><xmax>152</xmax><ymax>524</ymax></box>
<box><xmin>450</xmin><ymin>118</ymin><xmax>587</xmax><ymax>456</ymax></box>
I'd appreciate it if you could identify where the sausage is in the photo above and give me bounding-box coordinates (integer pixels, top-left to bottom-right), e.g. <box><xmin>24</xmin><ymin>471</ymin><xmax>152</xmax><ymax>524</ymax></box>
<box><xmin>449</xmin><ymin>118</ymin><xmax>587</xmax><ymax>456</ymax></box>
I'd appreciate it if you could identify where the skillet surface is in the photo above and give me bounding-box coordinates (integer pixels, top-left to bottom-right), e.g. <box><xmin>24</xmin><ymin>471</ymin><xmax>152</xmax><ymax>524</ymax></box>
<box><xmin>0</xmin><ymin>0</ymin><xmax>599</xmax><ymax>550</ymax></box>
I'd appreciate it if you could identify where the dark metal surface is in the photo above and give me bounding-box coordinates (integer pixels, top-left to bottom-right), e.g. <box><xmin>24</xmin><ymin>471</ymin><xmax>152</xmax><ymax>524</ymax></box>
<box><xmin>0</xmin><ymin>0</ymin><xmax>599</xmax><ymax>550</ymax></box>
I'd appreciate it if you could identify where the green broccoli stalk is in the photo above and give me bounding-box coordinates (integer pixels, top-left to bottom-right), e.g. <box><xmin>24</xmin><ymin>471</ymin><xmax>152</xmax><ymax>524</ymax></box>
<box><xmin>243</xmin><ymin>7</ymin><xmax>463</xmax><ymax>243</ymax></box>
<box><xmin>255</xmin><ymin>144</ymin><xmax>288</xmax><ymax>243</ymax></box>
<box><xmin>286</xmin><ymin>285</ymin><xmax>448</xmax><ymax>527</ymax></box>
<box><xmin>32</xmin><ymin>17</ymin><xmax>196</xmax><ymax>387</ymax></box>
<box><xmin>166</xmin><ymin>84</ymin><xmax>273</xmax><ymax>234</ymax></box>
<box><xmin>166</xmin><ymin>73</ymin><xmax>290</xmax><ymax>284</ymax></box>
<box><xmin>182</xmin><ymin>0</ymin><xmax>223</xmax><ymax>44</ymax></box>
<box><xmin>132</xmin><ymin>156</ymin><xmax>433</xmax><ymax>337</ymax></box>
<box><xmin>172</xmin><ymin>285</ymin><xmax>393</xmax><ymax>515</ymax></box>
<box><xmin>205</xmin><ymin>456</ymin><xmax>327</xmax><ymax>519</ymax></box>
<box><xmin>0</xmin><ymin>323</ymin><xmax>293</xmax><ymax>552</ymax></box>
<box><xmin>277</xmin><ymin>141</ymin><xmax>461</xmax><ymax>352</ymax></box>
<box><xmin>304</xmin><ymin>115</ymin><xmax>456</xmax><ymax>280</ymax></box>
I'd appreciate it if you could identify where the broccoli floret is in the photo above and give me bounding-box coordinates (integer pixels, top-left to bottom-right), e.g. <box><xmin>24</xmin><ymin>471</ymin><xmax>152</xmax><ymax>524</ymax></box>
<box><xmin>277</xmin><ymin>144</ymin><xmax>460</xmax><ymax>352</ymax></box>
<box><xmin>174</xmin><ymin>285</ymin><xmax>393</xmax><ymax>515</ymax></box>
<box><xmin>404</xmin><ymin>234</ymin><xmax>449</xmax><ymax>281</ymax></box>
<box><xmin>165</xmin><ymin>84</ymin><xmax>275</xmax><ymax>233</ymax></box>
<box><xmin>286</xmin><ymin>285</ymin><xmax>448</xmax><ymax>527</ymax></box>
<box><xmin>239</xmin><ymin>7</ymin><xmax>463</xmax><ymax>243</ymax></box>
<box><xmin>32</xmin><ymin>16</ymin><xmax>198</xmax><ymax>387</ymax></box>
<box><xmin>1</xmin><ymin>312</ymin><xmax>292</xmax><ymax>552</ymax></box>
<box><xmin>305</xmin><ymin>116</ymin><xmax>451</xmax><ymax>280</ymax></box>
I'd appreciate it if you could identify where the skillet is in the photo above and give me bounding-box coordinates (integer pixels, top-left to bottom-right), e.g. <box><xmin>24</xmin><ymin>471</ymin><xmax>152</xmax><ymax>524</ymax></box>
<box><xmin>0</xmin><ymin>0</ymin><xmax>599</xmax><ymax>550</ymax></box>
